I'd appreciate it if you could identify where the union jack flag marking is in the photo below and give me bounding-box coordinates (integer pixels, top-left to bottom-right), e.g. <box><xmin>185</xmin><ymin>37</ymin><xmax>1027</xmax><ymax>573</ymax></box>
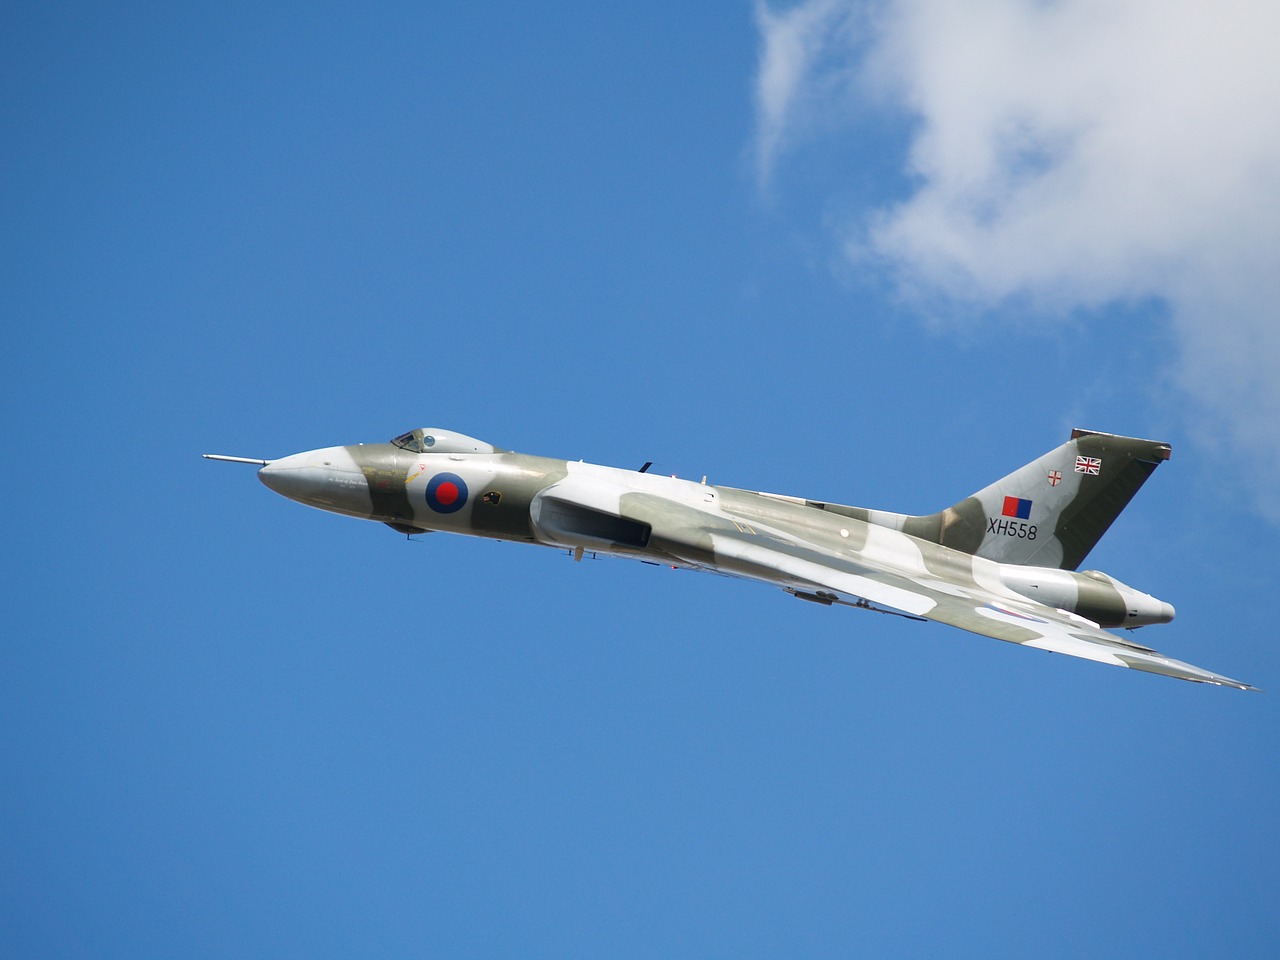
<box><xmin>1075</xmin><ymin>456</ymin><xmax>1101</xmax><ymax>475</ymax></box>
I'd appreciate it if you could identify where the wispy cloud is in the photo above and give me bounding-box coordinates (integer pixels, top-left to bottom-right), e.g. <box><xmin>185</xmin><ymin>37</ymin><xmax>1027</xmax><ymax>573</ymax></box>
<box><xmin>755</xmin><ymin>0</ymin><xmax>1280</xmax><ymax>516</ymax></box>
<box><xmin>753</xmin><ymin>0</ymin><xmax>861</xmax><ymax>188</ymax></box>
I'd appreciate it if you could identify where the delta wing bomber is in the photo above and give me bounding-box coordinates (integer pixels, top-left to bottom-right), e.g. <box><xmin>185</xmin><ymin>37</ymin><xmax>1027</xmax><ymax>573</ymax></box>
<box><xmin>205</xmin><ymin>427</ymin><xmax>1255</xmax><ymax>690</ymax></box>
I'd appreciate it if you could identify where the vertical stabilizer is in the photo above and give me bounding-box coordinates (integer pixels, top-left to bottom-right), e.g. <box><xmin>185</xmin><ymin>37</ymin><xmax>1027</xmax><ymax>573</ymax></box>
<box><xmin>900</xmin><ymin>430</ymin><xmax>1172</xmax><ymax>569</ymax></box>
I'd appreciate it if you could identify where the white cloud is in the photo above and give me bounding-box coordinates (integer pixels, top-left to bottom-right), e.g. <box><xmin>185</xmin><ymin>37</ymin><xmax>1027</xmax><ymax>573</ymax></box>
<box><xmin>753</xmin><ymin>0</ymin><xmax>862</xmax><ymax>187</ymax></box>
<box><xmin>755</xmin><ymin>0</ymin><xmax>1280</xmax><ymax>515</ymax></box>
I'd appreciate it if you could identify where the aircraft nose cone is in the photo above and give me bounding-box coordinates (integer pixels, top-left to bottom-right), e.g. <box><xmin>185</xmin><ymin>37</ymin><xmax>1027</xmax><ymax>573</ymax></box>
<box><xmin>1161</xmin><ymin>601</ymin><xmax>1176</xmax><ymax>624</ymax></box>
<box><xmin>258</xmin><ymin>453</ymin><xmax>311</xmax><ymax>500</ymax></box>
<box><xmin>258</xmin><ymin>448</ymin><xmax>373</xmax><ymax>518</ymax></box>
<box><xmin>258</xmin><ymin>461</ymin><xmax>283</xmax><ymax>493</ymax></box>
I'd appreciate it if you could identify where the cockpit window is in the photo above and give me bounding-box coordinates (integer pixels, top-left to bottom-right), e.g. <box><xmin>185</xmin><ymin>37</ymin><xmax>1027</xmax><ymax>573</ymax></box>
<box><xmin>391</xmin><ymin>431</ymin><xmax>424</xmax><ymax>453</ymax></box>
<box><xmin>388</xmin><ymin>427</ymin><xmax>499</xmax><ymax>455</ymax></box>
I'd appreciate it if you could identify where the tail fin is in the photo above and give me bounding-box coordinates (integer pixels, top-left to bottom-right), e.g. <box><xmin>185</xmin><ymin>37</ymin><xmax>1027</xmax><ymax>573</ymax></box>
<box><xmin>902</xmin><ymin>429</ymin><xmax>1172</xmax><ymax>569</ymax></box>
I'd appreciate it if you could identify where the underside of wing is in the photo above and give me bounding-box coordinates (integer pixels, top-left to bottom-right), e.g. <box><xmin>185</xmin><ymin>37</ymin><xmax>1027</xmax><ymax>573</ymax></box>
<box><xmin>698</xmin><ymin>528</ymin><xmax>1256</xmax><ymax>691</ymax></box>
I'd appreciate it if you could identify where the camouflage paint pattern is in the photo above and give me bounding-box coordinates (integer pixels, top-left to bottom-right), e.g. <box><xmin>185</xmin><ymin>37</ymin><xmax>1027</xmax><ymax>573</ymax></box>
<box><xmin>234</xmin><ymin>426</ymin><xmax>1250</xmax><ymax>690</ymax></box>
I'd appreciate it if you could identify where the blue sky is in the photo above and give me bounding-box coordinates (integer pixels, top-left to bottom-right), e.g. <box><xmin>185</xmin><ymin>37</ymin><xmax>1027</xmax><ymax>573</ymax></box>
<box><xmin>4</xmin><ymin>3</ymin><xmax>1277</xmax><ymax>957</ymax></box>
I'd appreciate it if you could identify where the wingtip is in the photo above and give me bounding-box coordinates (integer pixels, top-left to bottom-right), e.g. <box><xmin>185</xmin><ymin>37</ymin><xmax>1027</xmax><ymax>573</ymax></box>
<box><xmin>1205</xmin><ymin>677</ymin><xmax>1260</xmax><ymax>693</ymax></box>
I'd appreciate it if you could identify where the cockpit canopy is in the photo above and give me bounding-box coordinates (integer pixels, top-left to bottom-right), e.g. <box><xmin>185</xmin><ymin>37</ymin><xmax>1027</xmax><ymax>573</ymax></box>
<box><xmin>390</xmin><ymin>428</ymin><xmax>503</xmax><ymax>455</ymax></box>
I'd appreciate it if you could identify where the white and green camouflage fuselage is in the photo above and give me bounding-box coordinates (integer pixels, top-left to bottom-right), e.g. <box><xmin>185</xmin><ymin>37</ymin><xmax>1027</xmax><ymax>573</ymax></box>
<box><xmin>209</xmin><ymin>426</ymin><xmax>1250</xmax><ymax>690</ymax></box>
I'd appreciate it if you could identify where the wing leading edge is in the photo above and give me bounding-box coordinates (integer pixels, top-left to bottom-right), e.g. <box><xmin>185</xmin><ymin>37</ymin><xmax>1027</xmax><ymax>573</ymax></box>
<box><xmin>701</xmin><ymin>528</ymin><xmax>1256</xmax><ymax>691</ymax></box>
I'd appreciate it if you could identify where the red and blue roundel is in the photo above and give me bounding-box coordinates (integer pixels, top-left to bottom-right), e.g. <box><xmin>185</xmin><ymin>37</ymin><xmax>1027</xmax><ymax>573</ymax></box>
<box><xmin>425</xmin><ymin>472</ymin><xmax>468</xmax><ymax>513</ymax></box>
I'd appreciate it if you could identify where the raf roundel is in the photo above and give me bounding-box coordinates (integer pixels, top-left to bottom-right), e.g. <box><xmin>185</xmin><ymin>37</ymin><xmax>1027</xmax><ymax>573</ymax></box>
<box><xmin>425</xmin><ymin>472</ymin><xmax>468</xmax><ymax>514</ymax></box>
